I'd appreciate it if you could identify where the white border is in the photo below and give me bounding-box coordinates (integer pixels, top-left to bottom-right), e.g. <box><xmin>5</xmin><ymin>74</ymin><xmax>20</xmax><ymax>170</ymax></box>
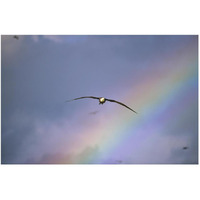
<box><xmin>0</xmin><ymin>1</ymin><xmax>199</xmax><ymax>200</ymax></box>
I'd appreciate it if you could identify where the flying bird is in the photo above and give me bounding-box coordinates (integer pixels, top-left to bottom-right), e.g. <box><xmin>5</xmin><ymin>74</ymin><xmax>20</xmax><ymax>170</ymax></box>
<box><xmin>183</xmin><ymin>146</ymin><xmax>188</xmax><ymax>150</ymax></box>
<box><xmin>13</xmin><ymin>35</ymin><xmax>19</xmax><ymax>40</ymax></box>
<box><xmin>66</xmin><ymin>96</ymin><xmax>137</xmax><ymax>113</ymax></box>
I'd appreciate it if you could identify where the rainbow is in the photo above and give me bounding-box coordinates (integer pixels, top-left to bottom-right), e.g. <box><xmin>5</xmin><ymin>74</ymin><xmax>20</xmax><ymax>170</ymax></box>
<box><xmin>58</xmin><ymin>38</ymin><xmax>198</xmax><ymax>164</ymax></box>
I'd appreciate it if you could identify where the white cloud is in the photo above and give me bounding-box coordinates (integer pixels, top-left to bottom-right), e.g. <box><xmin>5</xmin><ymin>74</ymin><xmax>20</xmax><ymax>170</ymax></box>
<box><xmin>43</xmin><ymin>35</ymin><xmax>63</xmax><ymax>43</ymax></box>
<box><xmin>30</xmin><ymin>35</ymin><xmax>88</xmax><ymax>44</ymax></box>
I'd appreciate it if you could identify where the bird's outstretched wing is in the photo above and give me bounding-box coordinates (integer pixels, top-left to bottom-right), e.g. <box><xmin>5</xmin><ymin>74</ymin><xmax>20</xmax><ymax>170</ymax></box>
<box><xmin>105</xmin><ymin>98</ymin><xmax>137</xmax><ymax>113</ymax></box>
<box><xmin>66</xmin><ymin>96</ymin><xmax>100</xmax><ymax>102</ymax></box>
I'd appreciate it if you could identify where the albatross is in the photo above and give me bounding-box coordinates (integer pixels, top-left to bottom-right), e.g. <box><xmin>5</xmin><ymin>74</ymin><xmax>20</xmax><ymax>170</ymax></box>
<box><xmin>66</xmin><ymin>96</ymin><xmax>137</xmax><ymax>113</ymax></box>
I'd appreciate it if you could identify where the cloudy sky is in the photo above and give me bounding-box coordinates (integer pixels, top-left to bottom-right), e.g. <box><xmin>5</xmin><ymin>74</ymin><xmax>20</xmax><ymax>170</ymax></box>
<box><xmin>1</xmin><ymin>35</ymin><xmax>198</xmax><ymax>164</ymax></box>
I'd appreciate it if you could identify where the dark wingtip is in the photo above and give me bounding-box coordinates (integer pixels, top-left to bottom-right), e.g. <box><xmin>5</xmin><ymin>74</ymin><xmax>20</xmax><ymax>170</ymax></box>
<box><xmin>130</xmin><ymin>109</ymin><xmax>137</xmax><ymax>114</ymax></box>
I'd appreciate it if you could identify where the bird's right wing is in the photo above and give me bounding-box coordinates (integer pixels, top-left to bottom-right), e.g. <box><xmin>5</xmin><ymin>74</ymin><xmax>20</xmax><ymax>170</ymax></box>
<box><xmin>66</xmin><ymin>96</ymin><xmax>100</xmax><ymax>102</ymax></box>
<box><xmin>106</xmin><ymin>98</ymin><xmax>137</xmax><ymax>113</ymax></box>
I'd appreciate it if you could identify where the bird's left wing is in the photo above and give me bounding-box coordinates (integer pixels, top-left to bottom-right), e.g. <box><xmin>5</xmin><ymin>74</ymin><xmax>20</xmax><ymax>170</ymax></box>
<box><xmin>66</xmin><ymin>96</ymin><xmax>100</xmax><ymax>102</ymax></box>
<box><xmin>106</xmin><ymin>98</ymin><xmax>137</xmax><ymax>113</ymax></box>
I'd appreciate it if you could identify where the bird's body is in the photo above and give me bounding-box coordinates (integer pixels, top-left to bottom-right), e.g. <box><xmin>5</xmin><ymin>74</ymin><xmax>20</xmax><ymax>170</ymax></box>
<box><xmin>99</xmin><ymin>97</ymin><xmax>106</xmax><ymax>104</ymax></box>
<box><xmin>183</xmin><ymin>147</ymin><xmax>188</xmax><ymax>150</ymax></box>
<box><xmin>66</xmin><ymin>96</ymin><xmax>137</xmax><ymax>113</ymax></box>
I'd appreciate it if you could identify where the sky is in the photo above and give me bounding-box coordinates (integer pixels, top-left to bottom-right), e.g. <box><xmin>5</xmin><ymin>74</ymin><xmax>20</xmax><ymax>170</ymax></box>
<box><xmin>1</xmin><ymin>35</ymin><xmax>198</xmax><ymax>164</ymax></box>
